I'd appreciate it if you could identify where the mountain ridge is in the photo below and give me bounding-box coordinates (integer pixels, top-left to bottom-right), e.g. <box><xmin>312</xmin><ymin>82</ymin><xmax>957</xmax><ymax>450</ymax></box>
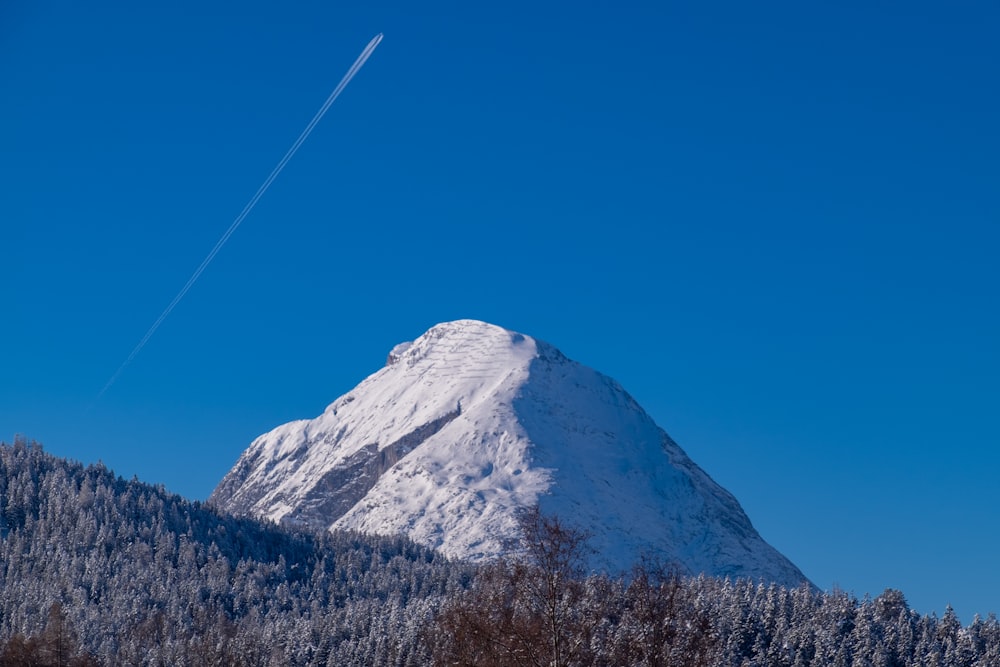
<box><xmin>211</xmin><ymin>319</ymin><xmax>809</xmax><ymax>586</ymax></box>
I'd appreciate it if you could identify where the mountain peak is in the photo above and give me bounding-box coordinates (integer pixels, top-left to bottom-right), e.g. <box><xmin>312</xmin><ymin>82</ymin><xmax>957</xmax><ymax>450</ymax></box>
<box><xmin>385</xmin><ymin>319</ymin><xmax>530</xmax><ymax>367</ymax></box>
<box><xmin>211</xmin><ymin>320</ymin><xmax>809</xmax><ymax>586</ymax></box>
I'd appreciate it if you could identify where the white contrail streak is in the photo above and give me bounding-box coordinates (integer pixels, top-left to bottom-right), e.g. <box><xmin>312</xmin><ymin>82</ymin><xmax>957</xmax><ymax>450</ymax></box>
<box><xmin>95</xmin><ymin>33</ymin><xmax>383</xmax><ymax>402</ymax></box>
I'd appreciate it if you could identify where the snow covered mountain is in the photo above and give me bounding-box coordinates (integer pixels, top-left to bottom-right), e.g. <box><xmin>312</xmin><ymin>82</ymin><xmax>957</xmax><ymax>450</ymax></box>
<box><xmin>211</xmin><ymin>319</ymin><xmax>808</xmax><ymax>586</ymax></box>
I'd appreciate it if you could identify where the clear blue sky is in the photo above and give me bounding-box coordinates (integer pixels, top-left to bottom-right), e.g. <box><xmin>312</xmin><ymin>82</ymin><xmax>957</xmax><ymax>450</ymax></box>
<box><xmin>3</xmin><ymin>0</ymin><xmax>997</xmax><ymax>621</ymax></box>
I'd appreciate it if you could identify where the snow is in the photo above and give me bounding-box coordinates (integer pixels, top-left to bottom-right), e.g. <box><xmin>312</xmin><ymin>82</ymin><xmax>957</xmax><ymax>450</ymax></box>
<box><xmin>385</xmin><ymin>341</ymin><xmax>412</xmax><ymax>365</ymax></box>
<box><xmin>211</xmin><ymin>319</ymin><xmax>809</xmax><ymax>586</ymax></box>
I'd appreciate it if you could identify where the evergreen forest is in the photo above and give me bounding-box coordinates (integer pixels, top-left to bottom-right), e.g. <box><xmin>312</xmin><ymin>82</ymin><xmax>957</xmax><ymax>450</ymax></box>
<box><xmin>1</xmin><ymin>438</ymin><xmax>998</xmax><ymax>666</ymax></box>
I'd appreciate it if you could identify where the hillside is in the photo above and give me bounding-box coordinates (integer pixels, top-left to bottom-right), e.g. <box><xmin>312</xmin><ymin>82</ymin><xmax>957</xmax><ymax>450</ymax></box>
<box><xmin>0</xmin><ymin>438</ymin><xmax>464</xmax><ymax>665</ymax></box>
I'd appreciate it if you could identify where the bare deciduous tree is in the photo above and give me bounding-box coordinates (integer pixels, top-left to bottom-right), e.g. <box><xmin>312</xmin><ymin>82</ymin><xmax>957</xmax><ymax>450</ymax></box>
<box><xmin>431</xmin><ymin>508</ymin><xmax>598</xmax><ymax>666</ymax></box>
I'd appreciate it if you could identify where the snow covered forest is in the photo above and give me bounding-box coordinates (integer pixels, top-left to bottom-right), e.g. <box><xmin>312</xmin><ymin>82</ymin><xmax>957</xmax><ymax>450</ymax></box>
<box><xmin>1</xmin><ymin>438</ymin><xmax>998</xmax><ymax>666</ymax></box>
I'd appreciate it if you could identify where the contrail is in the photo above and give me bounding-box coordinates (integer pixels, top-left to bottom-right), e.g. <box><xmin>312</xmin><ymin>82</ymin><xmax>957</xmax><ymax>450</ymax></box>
<box><xmin>95</xmin><ymin>33</ymin><xmax>383</xmax><ymax>402</ymax></box>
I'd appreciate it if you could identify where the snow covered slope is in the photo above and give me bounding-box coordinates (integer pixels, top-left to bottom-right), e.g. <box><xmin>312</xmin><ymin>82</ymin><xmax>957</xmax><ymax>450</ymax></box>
<box><xmin>211</xmin><ymin>320</ymin><xmax>808</xmax><ymax>586</ymax></box>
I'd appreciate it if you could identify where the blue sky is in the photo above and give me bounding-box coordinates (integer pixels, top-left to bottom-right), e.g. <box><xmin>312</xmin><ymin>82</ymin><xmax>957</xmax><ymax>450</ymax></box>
<box><xmin>3</xmin><ymin>0</ymin><xmax>997</xmax><ymax>620</ymax></box>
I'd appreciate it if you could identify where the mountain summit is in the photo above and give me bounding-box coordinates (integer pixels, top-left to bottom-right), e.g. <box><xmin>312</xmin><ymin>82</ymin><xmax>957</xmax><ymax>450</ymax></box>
<box><xmin>211</xmin><ymin>319</ymin><xmax>808</xmax><ymax>586</ymax></box>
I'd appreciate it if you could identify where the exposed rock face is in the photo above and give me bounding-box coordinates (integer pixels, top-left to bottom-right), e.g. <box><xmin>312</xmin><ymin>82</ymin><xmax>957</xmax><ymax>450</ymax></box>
<box><xmin>211</xmin><ymin>319</ymin><xmax>809</xmax><ymax>586</ymax></box>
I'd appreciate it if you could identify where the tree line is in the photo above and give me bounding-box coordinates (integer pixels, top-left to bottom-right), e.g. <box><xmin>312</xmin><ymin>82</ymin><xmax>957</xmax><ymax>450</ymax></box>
<box><xmin>1</xmin><ymin>438</ymin><xmax>998</xmax><ymax>666</ymax></box>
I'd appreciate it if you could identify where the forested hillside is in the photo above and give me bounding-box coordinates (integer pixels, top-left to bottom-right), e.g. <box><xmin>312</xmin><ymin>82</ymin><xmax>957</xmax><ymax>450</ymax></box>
<box><xmin>0</xmin><ymin>438</ymin><xmax>466</xmax><ymax>665</ymax></box>
<box><xmin>427</xmin><ymin>509</ymin><xmax>1000</xmax><ymax>666</ymax></box>
<box><xmin>2</xmin><ymin>438</ymin><xmax>999</xmax><ymax>666</ymax></box>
